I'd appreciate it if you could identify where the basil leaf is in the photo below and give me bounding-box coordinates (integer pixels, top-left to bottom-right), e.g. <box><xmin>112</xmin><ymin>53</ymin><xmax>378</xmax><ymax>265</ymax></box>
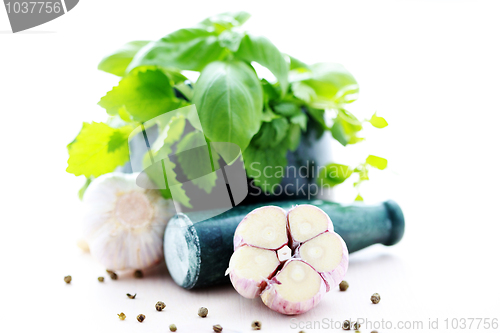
<box><xmin>235</xmin><ymin>34</ymin><xmax>289</xmax><ymax>96</ymax></box>
<box><xmin>98</xmin><ymin>67</ymin><xmax>183</xmax><ymax>123</ymax></box>
<box><xmin>98</xmin><ymin>41</ymin><xmax>149</xmax><ymax>77</ymax></box>
<box><xmin>287</xmin><ymin>55</ymin><xmax>309</xmax><ymax>71</ymax></box>
<box><xmin>292</xmin><ymin>63</ymin><xmax>359</xmax><ymax>108</ymax></box>
<box><xmin>198</xmin><ymin>11</ymin><xmax>251</xmax><ymax>33</ymax></box>
<box><xmin>330</xmin><ymin>109</ymin><xmax>364</xmax><ymax>146</ymax></box>
<box><xmin>243</xmin><ymin>143</ymin><xmax>288</xmax><ymax>193</ymax></box>
<box><xmin>177</xmin><ymin>131</ymin><xmax>217</xmax><ymax>194</ymax></box>
<box><xmin>290</xmin><ymin>112</ymin><xmax>307</xmax><ymax>131</ymax></box>
<box><xmin>193</xmin><ymin>60</ymin><xmax>263</xmax><ymax>152</ymax></box>
<box><xmin>284</xmin><ymin>123</ymin><xmax>301</xmax><ymax>152</ymax></box>
<box><xmin>253</xmin><ymin>117</ymin><xmax>289</xmax><ymax>148</ymax></box>
<box><xmin>66</xmin><ymin>122</ymin><xmax>133</xmax><ymax>178</ymax></box>
<box><xmin>127</xmin><ymin>28</ymin><xmax>227</xmax><ymax>72</ymax></box>
<box><xmin>369</xmin><ymin>112</ymin><xmax>388</xmax><ymax>128</ymax></box>
<box><xmin>366</xmin><ymin>155</ymin><xmax>388</xmax><ymax>170</ymax></box>
<box><xmin>273</xmin><ymin>102</ymin><xmax>301</xmax><ymax>117</ymax></box>
<box><xmin>317</xmin><ymin>163</ymin><xmax>353</xmax><ymax>187</ymax></box>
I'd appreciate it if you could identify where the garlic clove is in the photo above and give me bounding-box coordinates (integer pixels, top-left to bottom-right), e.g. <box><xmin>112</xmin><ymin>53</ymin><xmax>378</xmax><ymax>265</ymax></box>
<box><xmin>82</xmin><ymin>172</ymin><xmax>175</xmax><ymax>271</ymax></box>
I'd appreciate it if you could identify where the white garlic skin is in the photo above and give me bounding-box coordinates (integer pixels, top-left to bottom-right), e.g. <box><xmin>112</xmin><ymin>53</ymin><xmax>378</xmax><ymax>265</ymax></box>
<box><xmin>82</xmin><ymin>172</ymin><xmax>175</xmax><ymax>271</ymax></box>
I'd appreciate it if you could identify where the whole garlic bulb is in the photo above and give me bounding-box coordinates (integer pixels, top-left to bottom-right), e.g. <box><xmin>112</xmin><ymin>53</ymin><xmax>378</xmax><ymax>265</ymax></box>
<box><xmin>82</xmin><ymin>172</ymin><xmax>175</xmax><ymax>271</ymax></box>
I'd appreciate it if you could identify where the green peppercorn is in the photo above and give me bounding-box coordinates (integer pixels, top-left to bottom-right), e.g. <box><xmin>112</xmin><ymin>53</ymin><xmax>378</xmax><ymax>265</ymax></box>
<box><xmin>97</xmin><ymin>276</ymin><xmax>104</xmax><ymax>282</ymax></box>
<box><xmin>117</xmin><ymin>312</ymin><xmax>126</xmax><ymax>320</ymax></box>
<box><xmin>137</xmin><ymin>314</ymin><xmax>146</xmax><ymax>322</ymax></box>
<box><xmin>251</xmin><ymin>320</ymin><xmax>262</xmax><ymax>330</ymax></box>
<box><xmin>213</xmin><ymin>324</ymin><xmax>223</xmax><ymax>332</ymax></box>
<box><xmin>134</xmin><ymin>269</ymin><xmax>143</xmax><ymax>278</ymax></box>
<box><xmin>371</xmin><ymin>331</ymin><xmax>378</xmax><ymax>333</ymax></box>
<box><xmin>64</xmin><ymin>275</ymin><xmax>72</xmax><ymax>284</ymax></box>
<box><xmin>371</xmin><ymin>293</ymin><xmax>381</xmax><ymax>304</ymax></box>
<box><xmin>342</xmin><ymin>320</ymin><xmax>351</xmax><ymax>330</ymax></box>
<box><xmin>126</xmin><ymin>293</ymin><xmax>137</xmax><ymax>299</ymax></box>
<box><xmin>169</xmin><ymin>324</ymin><xmax>177</xmax><ymax>332</ymax></box>
<box><xmin>198</xmin><ymin>307</ymin><xmax>208</xmax><ymax>317</ymax></box>
<box><xmin>155</xmin><ymin>301</ymin><xmax>166</xmax><ymax>311</ymax></box>
<box><xmin>339</xmin><ymin>280</ymin><xmax>349</xmax><ymax>291</ymax></box>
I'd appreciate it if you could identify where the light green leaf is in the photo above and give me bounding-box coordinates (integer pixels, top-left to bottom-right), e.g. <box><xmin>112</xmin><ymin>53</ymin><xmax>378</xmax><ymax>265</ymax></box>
<box><xmin>66</xmin><ymin>122</ymin><xmax>133</xmax><ymax>178</ymax></box>
<box><xmin>235</xmin><ymin>34</ymin><xmax>289</xmax><ymax>96</ymax></box>
<box><xmin>290</xmin><ymin>112</ymin><xmax>307</xmax><ymax>131</ymax></box>
<box><xmin>151</xmin><ymin>115</ymin><xmax>186</xmax><ymax>154</ymax></box>
<box><xmin>198</xmin><ymin>11</ymin><xmax>251</xmax><ymax>33</ymax></box>
<box><xmin>369</xmin><ymin>113</ymin><xmax>388</xmax><ymax>128</ymax></box>
<box><xmin>193</xmin><ymin>60</ymin><xmax>263</xmax><ymax>152</ymax></box>
<box><xmin>366</xmin><ymin>155</ymin><xmax>388</xmax><ymax>170</ymax></box>
<box><xmin>243</xmin><ymin>144</ymin><xmax>288</xmax><ymax>193</ymax></box>
<box><xmin>127</xmin><ymin>28</ymin><xmax>227</xmax><ymax>72</ymax></box>
<box><xmin>218</xmin><ymin>30</ymin><xmax>244</xmax><ymax>52</ymax></box>
<box><xmin>355</xmin><ymin>194</ymin><xmax>364</xmax><ymax>201</ymax></box>
<box><xmin>253</xmin><ymin>117</ymin><xmax>289</xmax><ymax>148</ymax></box>
<box><xmin>98</xmin><ymin>67</ymin><xmax>183</xmax><ymax>123</ymax></box>
<box><xmin>293</xmin><ymin>63</ymin><xmax>359</xmax><ymax>108</ymax></box>
<box><xmin>98</xmin><ymin>41</ymin><xmax>150</xmax><ymax>77</ymax></box>
<box><xmin>284</xmin><ymin>123</ymin><xmax>301</xmax><ymax>151</ymax></box>
<box><xmin>177</xmin><ymin>132</ymin><xmax>217</xmax><ymax>193</ymax></box>
<box><xmin>287</xmin><ymin>55</ymin><xmax>309</xmax><ymax>71</ymax></box>
<box><xmin>273</xmin><ymin>102</ymin><xmax>301</xmax><ymax>117</ymax></box>
<box><xmin>317</xmin><ymin>163</ymin><xmax>353</xmax><ymax>187</ymax></box>
<box><xmin>330</xmin><ymin>109</ymin><xmax>364</xmax><ymax>146</ymax></box>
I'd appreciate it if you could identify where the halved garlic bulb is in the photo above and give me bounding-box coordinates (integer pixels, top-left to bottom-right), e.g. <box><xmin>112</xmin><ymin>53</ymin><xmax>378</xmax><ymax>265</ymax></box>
<box><xmin>82</xmin><ymin>172</ymin><xmax>175</xmax><ymax>271</ymax></box>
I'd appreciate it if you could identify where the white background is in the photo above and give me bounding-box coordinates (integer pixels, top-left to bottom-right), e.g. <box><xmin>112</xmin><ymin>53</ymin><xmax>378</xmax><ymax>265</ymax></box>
<box><xmin>1</xmin><ymin>0</ymin><xmax>500</xmax><ymax>332</ymax></box>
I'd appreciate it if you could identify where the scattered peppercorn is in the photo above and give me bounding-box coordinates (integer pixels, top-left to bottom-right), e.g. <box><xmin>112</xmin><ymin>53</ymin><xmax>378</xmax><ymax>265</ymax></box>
<box><xmin>169</xmin><ymin>324</ymin><xmax>177</xmax><ymax>332</ymax></box>
<box><xmin>353</xmin><ymin>322</ymin><xmax>360</xmax><ymax>330</ymax></box>
<box><xmin>198</xmin><ymin>307</ymin><xmax>208</xmax><ymax>317</ymax></box>
<box><xmin>155</xmin><ymin>301</ymin><xmax>166</xmax><ymax>311</ymax></box>
<box><xmin>117</xmin><ymin>312</ymin><xmax>126</xmax><ymax>320</ymax></box>
<box><xmin>342</xmin><ymin>320</ymin><xmax>351</xmax><ymax>330</ymax></box>
<box><xmin>126</xmin><ymin>293</ymin><xmax>137</xmax><ymax>299</ymax></box>
<box><xmin>339</xmin><ymin>280</ymin><xmax>349</xmax><ymax>291</ymax></box>
<box><xmin>106</xmin><ymin>270</ymin><xmax>118</xmax><ymax>280</ymax></box>
<box><xmin>64</xmin><ymin>275</ymin><xmax>72</xmax><ymax>284</ymax></box>
<box><xmin>355</xmin><ymin>331</ymin><xmax>361</xmax><ymax>333</ymax></box>
<box><xmin>97</xmin><ymin>276</ymin><xmax>104</xmax><ymax>282</ymax></box>
<box><xmin>299</xmin><ymin>331</ymin><xmax>306</xmax><ymax>333</ymax></box>
<box><xmin>137</xmin><ymin>314</ymin><xmax>146</xmax><ymax>322</ymax></box>
<box><xmin>134</xmin><ymin>269</ymin><xmax>143</xmax><ymax>278</ymax></box>
<box><xmin>213</xmin><ymin>324</ymin><xmax>223</xmax><ymax>332</ymax></box>
<box><xmin>371</xmin><ymin>293</ymin><xmax>381</xmax><ymax>304</ymax></box>
<box><xmin>371</xmin><ymin>331</ymin><xmax>378</xmax><ymax>333</ymax></box>
<box><xmin>251</xmin><ymin>320</ymin><xmax>262</xmax><ymax>330</ymax></box>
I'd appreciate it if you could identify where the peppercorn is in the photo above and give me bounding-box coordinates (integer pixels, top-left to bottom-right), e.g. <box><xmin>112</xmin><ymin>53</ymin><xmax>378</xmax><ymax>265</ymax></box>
<box><xmin>371</xmin><ymin>293</ymin><xmax>381</xmax><ymax>304</ymax></box>
<box><xmin>353</xmin><ymin>322</ymin><xmax>360</xmax><ymax>329</ymax></box>
<box><xmin>342</xmin><ymin>320</ymin><xmax>351</xmax><ymax>330</ymax></box>
<box><xmin>134</xmin><ymin>269</ymin><xmax>143</xmax><ymax>278</ymax></box>
<box><xmin>126</xmin><ymin>293</ymin><xmax>137</xmax><ymax>299</ymax></box>
<box><xmin>137</xmin><ymin>314</ymin><xmax>146</xmax><ymax>322</ymax></box>
<box><xmin>198</xmin><ymin>307</ymin><xmax>208</xmax><ymax>317</ymax></box>
<box><xmin>106</xmin><ymin>270</ymin><xmax>118</xmax><ymax>280</ymax></box>
<box><xmin>251</xmin><ymin>320</ymin><xmax>262</xmax><ymax>330</ymax></box>
<box><xmin>117</xmin><ymin>312</ymin><xmax>126</xmax><ymax>320</ymax></box>
<box><xmin>339</xmin><ymin>280</ymin><xmax>349</xmax><ymax>291</ymax></box>
<box><xmin>97</xmin><ymin>276</ymin><xmax>104</xmax><ymax>282</ymax></box>
<box><xmin>155</xmin><ymin>301</ymin><xmax>166</xmax><ymax>311</ymax></box>
<box><xmin>299</xmin><ymin>331</ymin><xmax>306</xmax><ymax>333</ymax></box>
<box><xmin>213</xmin><ymin>324</ymin><xmax>223</xmax><ymax>332</ymax></box>
<box><xmin>169</xmin><ymin>324</ymin><xmax>177</xmax><ymax>332</ymax></box>
<box><xmin>64</xmin><ymin>275</ymin><xmax>72</xmax><ymax>284</ymax></box>
<box><xmin>371</xmin><ymin>331</ymin><xmax>378</xmax><ymax>333</ymax></box>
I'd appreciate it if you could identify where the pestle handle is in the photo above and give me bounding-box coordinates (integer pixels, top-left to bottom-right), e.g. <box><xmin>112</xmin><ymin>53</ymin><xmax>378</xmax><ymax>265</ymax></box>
<box><xmin>164</xmin><ymin>199</ymin><xmax>405</xmax><ymax>289</ymax></box>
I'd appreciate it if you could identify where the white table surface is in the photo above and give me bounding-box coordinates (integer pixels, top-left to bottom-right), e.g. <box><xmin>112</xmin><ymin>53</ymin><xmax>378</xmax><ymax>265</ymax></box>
<box><xmin>1</xmin><ymin>1</ymin><xmax>500</xmax><ymax>332</ymax></box>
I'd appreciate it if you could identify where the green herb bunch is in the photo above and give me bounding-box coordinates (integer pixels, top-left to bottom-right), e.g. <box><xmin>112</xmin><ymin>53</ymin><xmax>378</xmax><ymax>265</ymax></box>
<box><xmin>66</xmin><ymin>11</ymin><xmax>388</xmax><ymax>205</ymax></box>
